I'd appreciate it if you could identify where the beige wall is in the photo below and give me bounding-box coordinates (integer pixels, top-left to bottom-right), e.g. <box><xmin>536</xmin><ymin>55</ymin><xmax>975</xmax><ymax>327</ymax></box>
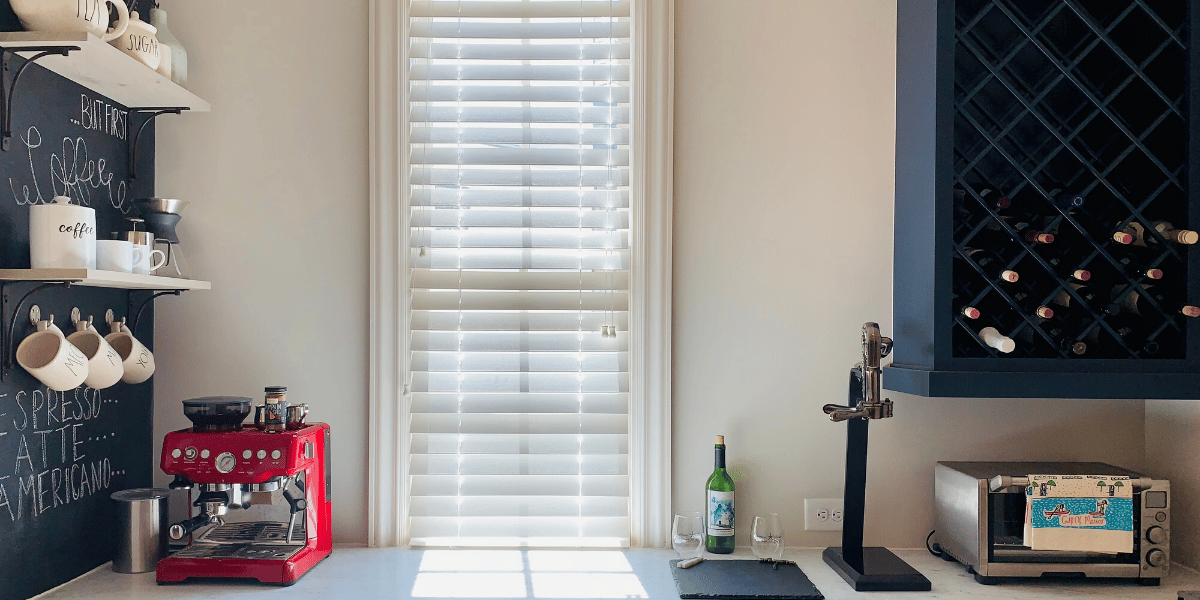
<box><xmin>672</xmin><ymin>0</ymin><xmax>1147</xmax><ymax>548</ymax></box>
<box><xmin>1146</xmin><ymin>402</ymin><xmax>1198</xmax><ymax>568</ymax></box>
<box><xmin>145</xmin><ymin>0</ymin><xmax>1155</xmax><ymax>550</ymax></box>
<box><xmin>151</xmin><ymin>0</ymin><xmax>370</xmax><ymax>543</ymax></box>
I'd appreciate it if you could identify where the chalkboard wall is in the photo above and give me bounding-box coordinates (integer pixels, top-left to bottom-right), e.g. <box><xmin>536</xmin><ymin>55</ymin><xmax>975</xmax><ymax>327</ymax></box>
<box><xmin>0</xmin><ymin>2</ymin><xmax>161</xmax><ymax>597</ymax></box>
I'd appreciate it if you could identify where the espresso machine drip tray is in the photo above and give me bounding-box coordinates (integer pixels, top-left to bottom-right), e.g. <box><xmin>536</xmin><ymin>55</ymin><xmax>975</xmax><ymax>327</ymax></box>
<box><xmin>194</xmin><ymin>521</ymin><xmax>307</xmax><ymax>546</ymax></box>
<box><xmin>173</xmin><ymin>543</ymin><xmax>304</xmax><ymax>561</ymax></box>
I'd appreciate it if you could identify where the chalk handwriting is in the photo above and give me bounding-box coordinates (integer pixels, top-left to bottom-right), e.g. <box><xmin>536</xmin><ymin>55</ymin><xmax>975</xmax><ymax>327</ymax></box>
<box><xmin>77</xmin><ymin>94</ymin><xmax>128</xmax><ymax>140</ymax></box>
<box><xmin>0</xmin><ymin>385</ymin><xmax>119</xmax><ymax>524</ymax></box>
<box><xmin>9</xmin><ymin>126</ymin><xmax>131</xmax><ymax>213</ymax></box>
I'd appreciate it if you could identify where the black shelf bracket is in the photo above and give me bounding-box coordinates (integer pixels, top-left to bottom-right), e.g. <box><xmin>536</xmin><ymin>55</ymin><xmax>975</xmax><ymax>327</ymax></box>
<box><xmin>0</xmin><ymin>45</ymin><xmax>80</xmax><ymax>151</ymax></box>
<box><xmin>128</xmin><ymin>289</ymin><xmax>182</xmax><ymax>335</ymax></box>
<box><xmin>1</xmin><ymin>280</ymin><xmax>74</xmax><ymax>382</ymax></box>
<box><xmin>128</xmin><ymin>107</ymin><xmax>188</xmax><ymax>179</ymax></box>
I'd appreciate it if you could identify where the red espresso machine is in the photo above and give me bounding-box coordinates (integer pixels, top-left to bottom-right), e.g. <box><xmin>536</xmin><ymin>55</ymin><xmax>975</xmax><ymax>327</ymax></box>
<box><xmin>156</xmin><ymin>396</ymin><xmax>331</xmax><ymax>585</ymax></box>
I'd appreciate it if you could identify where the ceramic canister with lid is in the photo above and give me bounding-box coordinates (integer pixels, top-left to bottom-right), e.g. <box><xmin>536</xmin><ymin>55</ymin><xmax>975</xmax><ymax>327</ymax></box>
<box><xmin>110</xmin><ymin>11</ymin><xmax>160</xmax><ymax>71</ymax></box>
<box><xmin>29</xmin><ymin>196</ymin><xmax>96</xmax><ymax>269</ymax></box>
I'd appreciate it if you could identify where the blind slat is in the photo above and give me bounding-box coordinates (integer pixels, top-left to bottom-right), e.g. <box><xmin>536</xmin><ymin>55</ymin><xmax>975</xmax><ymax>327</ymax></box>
<box><xmin>411</xmin><ymin>146</ymin><xmax>629</xmax><ymax>166</ymax></box>
<box><xmin>409</xmin><ymin>495</ymin><xmax>627</xmax><ymax>517</ymax></box>
<box><xmin>411</xmin><ymin>432</ymin><xmax>628</xmax><ymax>455</ymax></box>
<box><xmin>410</xmin><ymin>167</ymin><xmax>628</xmax><ymax>187</ymax></box>
<box><xmin>411</xmin><ymin>0</ymin><xmax>630</xmax><ymax>18</ymax></box>
<box><xmin>411</xmin><ymin>207</ymin><xmax>628</xmax><ymax>228</ymax></box>
<box><xmin>410</xmin><ymin>311</ymin><xmax>629</xmax><ymax>332</ymax></box>
<box><xmin>410</xmin><ymin>106</ymin><xmax>629</xmax><ymax>126</ymax></box>
<box><xmin>409</xmin><ymin>392</ymin><xmax>628</xmax><ymax>414</ymax></box>
<box><xmin>411</xmin><ymin>124</ymin><xmax>630</xmax><ymax>145</ymax></box>
<box><xmin>411</xmin><ymin>42</ymin><xmax>630</xmax><ymax>61</ymax></box>
<box><xmin>411</xmin><ymin>188</ymin><xmax>628</xmax><ymax>207</ymax></box>
<box><xmin>410</xmin><ymin>63</ymin><xmax>629</xmax><ymax>82</ymax></box>
<box><xmin>410</xmin><ymin>20</ymin><xmax>630</xmax><ymax>39</ymax></box>
<box><xmin>413</xmin><ymin>270</ymin><xmax>629</xmax><ymax>291</ymax></box>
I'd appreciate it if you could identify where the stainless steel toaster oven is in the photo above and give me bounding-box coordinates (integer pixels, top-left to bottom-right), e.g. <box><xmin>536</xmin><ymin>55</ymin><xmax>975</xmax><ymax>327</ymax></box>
<box><xmin>933</xmin><ymin>461</ymin><xmax>1170</xmax><ymax>585</ymax></box>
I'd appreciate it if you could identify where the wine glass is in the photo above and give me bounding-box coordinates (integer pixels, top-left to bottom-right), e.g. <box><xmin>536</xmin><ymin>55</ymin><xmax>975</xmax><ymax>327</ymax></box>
<box><xmin>751</xmin><ymin>513</ymin><xmax>784</xmax><ymax>560</ymax></box>
<box><xmin>672</xmin><ymin>512</ymin><xmax>704</xmax><ymax>559</ymax></box>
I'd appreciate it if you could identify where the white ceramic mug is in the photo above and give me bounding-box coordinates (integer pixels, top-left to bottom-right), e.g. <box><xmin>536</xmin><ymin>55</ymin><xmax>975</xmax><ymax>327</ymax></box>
<box><xmin>96</xmin><ymin>239</ymin><xmax>134</xmax><ymax>273</ymax></box>
<box><xmin>131</xmin><ymin>243</ymin><xmax>167</xmax><ymax>275</ymax></box>
<box><xmin>16</xmin><ymin>319</ymin><xmax>89</xmax><ymax>391</ymax></box>
<box><xmin>10</xmin><ymin>0</ymin><xmax>130</xmax><ymax>42</ymax></box>
<box><xmin>105</xmin><ymin>321</ymin><xmax>154</xmax><ymax>384</ymax></box>
<box><xmin>66</xmin><ymin>320</ymin><xmax>123</xmax><ymax>390</ymax></box>
<box><xmin>29</xmin><ymin>196</ymin><xmax>96</xmax><ymax>269</ymax></box>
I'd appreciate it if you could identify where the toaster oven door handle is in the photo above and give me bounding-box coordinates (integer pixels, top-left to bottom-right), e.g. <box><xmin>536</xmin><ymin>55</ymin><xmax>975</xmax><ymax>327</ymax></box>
<box><xmin>988</xmin><ymin>475</ymin><xmax>1154</xmax><ymax>493</ymax></box>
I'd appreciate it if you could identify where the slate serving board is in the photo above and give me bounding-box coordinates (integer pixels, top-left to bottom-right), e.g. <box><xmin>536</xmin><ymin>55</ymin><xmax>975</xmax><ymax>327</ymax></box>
<box><xmin>669</xmin><ymin>559</ymin><xmax>824</xmax><ymax>600</ymax></box>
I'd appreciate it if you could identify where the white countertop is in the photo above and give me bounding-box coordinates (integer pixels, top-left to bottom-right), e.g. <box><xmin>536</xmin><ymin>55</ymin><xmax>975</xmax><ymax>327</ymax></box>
<box><xmin>31</xmin><ymin>546</ymin><xmax>1200</xmax><ymax>599</ymax></box>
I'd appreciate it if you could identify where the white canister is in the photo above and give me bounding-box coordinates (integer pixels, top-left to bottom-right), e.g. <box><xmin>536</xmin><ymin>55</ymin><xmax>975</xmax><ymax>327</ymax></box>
<box><xmin>30</xmin><ymin>196</ymin><xmax>96</xmax><ymax>269</ymax></box>
<box><xmin>109</xmin><ymin>11</ymin><xmax>160</xmax><ymax>71</ymax></box>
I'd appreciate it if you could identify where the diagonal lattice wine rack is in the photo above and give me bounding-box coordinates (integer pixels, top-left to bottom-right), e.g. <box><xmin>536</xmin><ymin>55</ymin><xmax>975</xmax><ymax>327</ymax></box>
<box><xmin>950</xmin><ymin>0</ymin><xmax>1189</xmax><ymax>359</ymax></box>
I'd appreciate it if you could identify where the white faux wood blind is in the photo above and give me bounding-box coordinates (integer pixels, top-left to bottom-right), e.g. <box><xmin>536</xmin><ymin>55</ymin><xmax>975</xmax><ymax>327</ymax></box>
<box><xmin>407</xmin><ymin>0</ymin><xmax>631</xmax><ymax>547</ymax></box>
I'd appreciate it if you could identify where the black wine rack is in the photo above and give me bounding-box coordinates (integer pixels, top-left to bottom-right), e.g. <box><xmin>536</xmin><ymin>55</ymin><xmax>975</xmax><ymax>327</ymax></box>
<box><xmin>952</xmin><ymin>0</ymin><xmax>1188</xmax><ymax>360</ymax></box>
<box><xmin>886</xmin><ymin>0</ymin><xmax>1200</xmax><ymax>398</ymax></box>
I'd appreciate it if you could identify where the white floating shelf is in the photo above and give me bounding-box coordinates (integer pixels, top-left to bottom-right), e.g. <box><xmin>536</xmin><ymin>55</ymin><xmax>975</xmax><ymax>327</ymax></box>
<box><xmin>0</xmin><ymin>269</ymin><xmax>210</xmax><ymax>290</ymax></box>
<box><xmin>0</xmin><ymin>31</ymin><xmax>210</xmax><ymax>111</ymax></box>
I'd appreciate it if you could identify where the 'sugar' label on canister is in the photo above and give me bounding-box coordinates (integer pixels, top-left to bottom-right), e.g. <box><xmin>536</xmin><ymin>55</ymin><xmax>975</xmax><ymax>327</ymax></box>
<box><xmin>707</xmin><ymin>491</ymin><xmax>734</xmax><ymax>536</ymax></box>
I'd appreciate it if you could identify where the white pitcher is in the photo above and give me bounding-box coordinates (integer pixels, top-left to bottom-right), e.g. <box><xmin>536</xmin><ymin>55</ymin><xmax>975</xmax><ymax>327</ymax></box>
<box><xmin>11</xmin><ymin>0</ymin><xmax>130</xmax><ymax>42</ymax></box>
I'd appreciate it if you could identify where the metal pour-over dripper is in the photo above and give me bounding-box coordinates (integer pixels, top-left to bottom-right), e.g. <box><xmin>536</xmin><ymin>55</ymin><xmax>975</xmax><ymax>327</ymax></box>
<box><xmin>135</xmin><ymin>198</ymin><xmax>192</xmax><ymax>278</ymax></box>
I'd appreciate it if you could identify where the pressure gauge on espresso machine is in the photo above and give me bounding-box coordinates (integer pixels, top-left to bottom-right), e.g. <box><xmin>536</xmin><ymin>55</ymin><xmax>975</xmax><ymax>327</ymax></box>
<box><xmin>214</xmin><ymin>452</ymin><xmax>237</xmax><ymax>473</ymax></box>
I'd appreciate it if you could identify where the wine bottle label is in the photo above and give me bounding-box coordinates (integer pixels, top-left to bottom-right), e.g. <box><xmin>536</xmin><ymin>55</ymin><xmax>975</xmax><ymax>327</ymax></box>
<box><xmin>706</xmin><ymin>491</ymin><xmax>734</xmax><ymax>537</ymax></box>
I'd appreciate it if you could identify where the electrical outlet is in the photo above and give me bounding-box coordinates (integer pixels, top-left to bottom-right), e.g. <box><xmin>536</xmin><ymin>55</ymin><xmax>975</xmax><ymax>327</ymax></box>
<box><xmin>805</xmin><ymin>498</ymin><xmax>844</xmax><ymax>531</ymax></box>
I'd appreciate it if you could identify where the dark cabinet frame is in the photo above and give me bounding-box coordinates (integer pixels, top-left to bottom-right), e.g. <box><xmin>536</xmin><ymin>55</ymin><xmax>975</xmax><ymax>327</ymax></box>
<box><xmin>884</xmin><ymin>0</ymin><xmax>1200</xmax><ymax>398</ymax></box>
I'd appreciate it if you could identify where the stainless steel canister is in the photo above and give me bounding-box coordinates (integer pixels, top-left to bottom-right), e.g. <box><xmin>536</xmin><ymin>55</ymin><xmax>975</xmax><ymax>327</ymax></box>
<box><xmin>110</xmin><ymin>488</ymin><xmax>171</xmax><ymax>573</ymax></box>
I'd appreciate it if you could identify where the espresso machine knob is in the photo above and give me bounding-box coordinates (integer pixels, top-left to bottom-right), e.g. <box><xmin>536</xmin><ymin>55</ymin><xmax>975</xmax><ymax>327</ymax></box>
<box><xmin>214</xmin><ymin>452</ymin><xmax>237</xmax><ymax>473</ymax></box>
<box><xmin>1146</xmin><ymin>526</ymin><xmax>1168</xmax><ymax>545</ymax></box>
<box><xmin>168</xmin><ymin>475</ymin><xmax>193</xmax><ymax>490</ymax></box>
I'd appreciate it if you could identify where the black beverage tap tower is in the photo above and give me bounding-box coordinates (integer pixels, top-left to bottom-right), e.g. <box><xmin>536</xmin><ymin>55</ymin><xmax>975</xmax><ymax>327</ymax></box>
<box><xmin>821</xmin><ymin>322</ymin><xmax>931</xmax><ymax>591</ymax></box>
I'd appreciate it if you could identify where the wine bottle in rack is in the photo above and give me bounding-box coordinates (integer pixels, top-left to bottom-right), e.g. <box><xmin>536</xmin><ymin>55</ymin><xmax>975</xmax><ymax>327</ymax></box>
<box><xmin>1113</xmin><ymin>325</ymin><xmax>1162</xmax><ymax>357</ymax></box>
<box><xmin>1046</xmin><ymin>257</ymin><xmax>1092</xmax><ymax>283</ymax></box>
<box><xmin>984</xmin><ymin>217</ymin><xmax>1054</xmax><ymax>244</ymax></box>
<box><xmin>1015</xmin><ymin>322</ymin><xmax>1087</xmax><ymax>356</ymax></box>
<box><xmin>1109</xmin><ymin>284</ymin><xmax>1200</xmax><ymax>318</ymax></box>
<box><xmin>977</xmin><ymin>326</ymin><xmax>1016</xmax><ymax>353</ymax></box>
<box><xmin>1148</xmin><ymin>221</ymin><xmax>1199</xmax><ymax>246</ymax></box>
<box><xmin>1111</xmin><ymin>221</ymin><xmax>1141</xmax><ymax>245</ymax></box>
<box><xmin>952</xmin><ymin>287</ymin><xmax>982</xmax><ymax>320</ymax></box>
<box><xmin>1051</xmin><ymin>283</ymin><xmax>1120</xmax><ymax>316</ymax></box>
<box><xmin>1104</xmin><ymin>246</ymin><xmax>1165</xmax><ymax>281</ymax></box>
<box><xmin>957</xmin><ymin>248</ymin><xmax>1019</xmax><ymax>283</ymax></box>
<box><xmin>1010</xmin><ymin>291</ymin><xmax>1055</xmax><ymax>319</ymax></box>
<box><xmin>966</xmin><ymin>226</ymin><xmax>1019</xmax><ymax>249</ymax></box>
<box><xmin>705</xmin><ymin>435</ymin><xmax>735</xmax><ymax>554</ymax></box>
<box><xmin>1045</xmin><ymin>189</ymin><xmax>1087</xmax><ymax>212</ymax></box>
<box><xmin>954</xmin><ymin>186</ymin><xmax>1011</xmax><ymax>215</ymax></box>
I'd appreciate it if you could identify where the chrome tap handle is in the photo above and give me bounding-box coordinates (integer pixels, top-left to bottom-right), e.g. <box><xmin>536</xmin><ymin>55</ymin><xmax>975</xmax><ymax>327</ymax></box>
<box><xmin>824</xmin><ymin>323</ymin><xmax>894</xmax><ymax>421</ymax></box>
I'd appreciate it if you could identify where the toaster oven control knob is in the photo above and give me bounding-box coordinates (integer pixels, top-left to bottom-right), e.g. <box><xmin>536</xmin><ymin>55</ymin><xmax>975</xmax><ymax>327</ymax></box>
<box><xmin>215</xmin><ymin>452</ymin><xmax>237</xmax><ymax>473</ymax></box>
<box><xmin>1146</xmin><ymin>526</ymin><xmax>1168</xmax><ymax>545</ymax></box>
<box><xmin>1146</xmin><ymin>548</ymin><xmax>1167</xmax><ymax>568</ymax></box>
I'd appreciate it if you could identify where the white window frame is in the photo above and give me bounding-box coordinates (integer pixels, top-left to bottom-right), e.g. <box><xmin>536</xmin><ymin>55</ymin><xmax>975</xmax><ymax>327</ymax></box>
<box><xmin>367</xmin><ymin>0</ymin><xmax>674</xmax><ymax>548</ymax></box>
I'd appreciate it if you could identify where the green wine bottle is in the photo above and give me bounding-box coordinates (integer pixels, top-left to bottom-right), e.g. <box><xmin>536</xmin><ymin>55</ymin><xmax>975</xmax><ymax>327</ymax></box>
<box><xmin>705</xmin><ymin>435</ymin><xmax>735</xmax><ymax>554</ymax></box>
